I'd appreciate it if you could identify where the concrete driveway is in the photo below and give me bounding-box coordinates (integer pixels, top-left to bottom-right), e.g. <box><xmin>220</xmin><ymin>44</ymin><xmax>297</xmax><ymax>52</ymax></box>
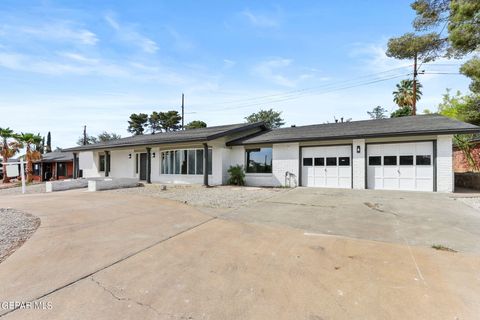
<box><xmin>224</xmin><ymin>187</ymin><xmax>480</xmax><ymax>253</ymax></box>
<box><xmin>0</xmin><ymin>189</ymin><xmax>479</xmax><ymax>319</ymax></box>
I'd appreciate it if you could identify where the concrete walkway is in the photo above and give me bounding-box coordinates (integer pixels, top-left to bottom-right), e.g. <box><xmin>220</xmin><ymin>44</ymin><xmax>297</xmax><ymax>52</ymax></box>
<box><xmin>0</xmin><ymin>190</ymin><xmax>479</xmax><ymax>319</ymax></box>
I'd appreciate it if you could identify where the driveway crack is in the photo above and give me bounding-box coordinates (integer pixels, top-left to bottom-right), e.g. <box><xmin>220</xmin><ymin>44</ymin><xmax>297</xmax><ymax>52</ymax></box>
<box><xmin>90</xmin><ymin>277</ymin><xmax>169</xmax><ymax>318</ymax></box>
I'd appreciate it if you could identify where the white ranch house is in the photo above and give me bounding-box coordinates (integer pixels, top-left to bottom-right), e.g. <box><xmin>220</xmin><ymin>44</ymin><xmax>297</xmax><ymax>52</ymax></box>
<box><xmin>66</xmin><ymin>115</ymin><xmax>479</xmax><ymax>193</ymax></box>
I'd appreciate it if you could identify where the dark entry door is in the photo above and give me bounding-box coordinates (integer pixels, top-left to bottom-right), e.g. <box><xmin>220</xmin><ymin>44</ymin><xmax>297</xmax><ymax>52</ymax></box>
<box><xmin>43</xmin><ymin>163</ymin><xmax>52</xmax><ymax>181</ymax></box>
<box><xmin>139</xmin><ymin>153</ymin><xmax>147</xmax><ymax>181</ymax></box>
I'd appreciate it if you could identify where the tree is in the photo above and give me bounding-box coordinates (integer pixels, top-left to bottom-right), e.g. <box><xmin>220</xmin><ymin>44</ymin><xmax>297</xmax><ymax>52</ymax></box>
<box><xmin>367</xmin><ymin>106</ymin><xmax>388</xmax><ymax>119</ymax></box>
<box><xmin>245</xmin><ymin>109</ymin><xmax>285</xmax><ymax>129</ymax></box>
<box><xmin>185</xmin><ymin>120</ymin><xmax>207</xmax><ymax>129</ymax></box>
<box><xmin>437</xmin><ymin>88</ymin><xmax>480</xmax><ymax>171</ymax></box>
<box><xmin>387</xmin><ymin>33</ymin><xmax>443</xmax><ymax>114</ymax></box>
<box><xmin>391</xmin><ymin>106</ymin><xmax>414</xmax><ymax>118</ymax></box>
<box><xmin>76</xmin><ymin>134</ymin><xmax>98</xmax><ymax>146</ymax></box>
<box><xmin>15</xmin><ymin>133</ymin><xmax>42</xmax><ymax>182</ymax></box>
<box><xmin>148</xmin><ymin>112</ymin><xmax>162</xmax><ymax>134</ymax></box>
<box><xmin>460</xmin><ymin>57</ymin><xmax>480</xmax><ymax>94</ymax></box>
<box><xmin>39</xmin><ymin>137</ymin><xmax>45</xmax><ymax>154</ymax></box>
<box><xmin>159</xmin><ymin>111</ymin><xmax>182</xmax><ymax>132</ymax></box>
<box><xmin>46</xmin><ymin>131</ymin><xmax>52</xmax><ymax>153</ymax></box>
<box><xmin>97</xmin><ymin>132</ymin><xmax>122</xmax><ymax>142</ymax></box>
<box><xmin>393</xmin><ymin>79</ymin><xmax>423</xmax><ymax>107</ymax></box>
<box><xmin>127</xmin><ymin>113</ymin><xmax>149</xmax><ymax>135</ymax></box>
<box><xmin>0</xmin><ymin>127</ymin><xmax>20</xmax><ymax>183</ymax></box>
<box><xmin>401</xmin><ymin>0</ymin><xmax>480</xmax><ymax>93</ymax></box>
<box><xmin>76</xmin><ymin>132</ymin><xmax>121</xmax><ymax>146</ymax></box>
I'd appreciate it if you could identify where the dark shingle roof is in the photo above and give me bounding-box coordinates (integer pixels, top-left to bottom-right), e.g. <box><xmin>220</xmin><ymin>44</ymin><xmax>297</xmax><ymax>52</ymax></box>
<box><xmin>65</xmin><ymin>122</ymin><xmax>265</xmax><ymax>151</ymax></box>
<box><xmin>227</xmin><ymin>115</ymin><xmax>480</xmax><ymax>146</ymax></box>
<box><xmin>40</xmin><ymin>151</ymin><xmax>74</xmax><ymax>162</ymax></box>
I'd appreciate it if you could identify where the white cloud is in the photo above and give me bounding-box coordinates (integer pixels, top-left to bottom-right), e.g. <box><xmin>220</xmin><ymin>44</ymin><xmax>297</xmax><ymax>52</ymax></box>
<box><xmin>223</xmin><ymin>59</ymin><xmax>236</xmax><ymax>69</ymax></box>
<box><xmin>105</xmin><ymin>14</ymin><xmax>158</xmax><ymax>54</ymax></box>
<box><xmin>5</xmin><ymin>23</ymin><xmax>99</xmax><ymax>45</ymax></box>
<box><xmin>241</xmin><ymin>9</ymin><xmax>279</xmax><ymax>28</ymax></box>
<box><xmin>252</xmin><ymin>58</ymin><xmax>315</xmax><ymax>87</ymax></box>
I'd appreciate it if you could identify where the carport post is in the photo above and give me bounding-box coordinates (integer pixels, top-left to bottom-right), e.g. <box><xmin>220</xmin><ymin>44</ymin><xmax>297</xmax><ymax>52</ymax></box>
<box><xmin>203</xmin><ymin>143</ymin><xmax>209</xmax><ymax>187</ymax></box>
<box><xmin>73</xmin><ymin>153</ymin><xmax>78</xmax><ymax>179</ymax></box>
<box><xmin>146</xmin><ymin>147</ymin><xmax>152</xmax><ymax>184</ymax></box>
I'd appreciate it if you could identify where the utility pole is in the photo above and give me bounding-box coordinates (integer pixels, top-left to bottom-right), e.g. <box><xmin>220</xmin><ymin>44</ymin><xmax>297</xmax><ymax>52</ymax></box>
<box><xmin>412</xmin><ymin>52</ymin><xmax>418</xmax><ymax>116</ymax></box>
<box><xmin>83</xmin><ymin>126</ymin><xmax>87</xmax><ymax>145</ymax></box>
<box><xmin>181</xmin><ymin>93</ymin><xmax>185</xmax><ymax>130</ymax></box>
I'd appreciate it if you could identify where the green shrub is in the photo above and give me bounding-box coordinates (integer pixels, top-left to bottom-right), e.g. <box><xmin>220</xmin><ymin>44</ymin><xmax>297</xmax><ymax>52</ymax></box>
<box><xmin>227</xmin><ymin>165</ymin><xmax>245</xmax><ymax>186</ymax></box>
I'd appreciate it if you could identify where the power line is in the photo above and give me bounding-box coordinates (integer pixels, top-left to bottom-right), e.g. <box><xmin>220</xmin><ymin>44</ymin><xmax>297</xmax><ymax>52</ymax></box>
<box><xmin>197</xmin><ymin>73</ymin><xmax>410</xmax><ymax>113</ymax></box>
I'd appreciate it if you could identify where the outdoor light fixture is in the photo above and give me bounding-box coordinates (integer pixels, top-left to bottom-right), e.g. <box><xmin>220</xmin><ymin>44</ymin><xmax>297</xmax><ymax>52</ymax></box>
<box><xmin>152</xmin><ymin>153</ymin><xmax>156</xmax><ymax>158</ymax></box>
<box><xmin>356</xmin><ymin>146</ymin><xmax>361</xmax><ymax>153</ymax></box>
<box><xmin>128</xmin><ymin>154</ymin><xmax>132</xmax><ymax>159</ymax></box>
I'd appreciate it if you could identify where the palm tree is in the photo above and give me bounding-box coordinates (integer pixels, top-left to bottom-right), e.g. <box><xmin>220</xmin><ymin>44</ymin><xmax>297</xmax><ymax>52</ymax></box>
<box><xmin>16</xmin><ymin>133</ymin><xmax>42</xmax><ymax>183</ymax></box>
<box><xmin>393</xmin><ymin>79</ymin><xmax>423</xmax><ymax>108</ymax></box>
<box><xmin>0</xmin><ymin>127</ymin><xmax>20</xmax><ymax>183</ymax></box>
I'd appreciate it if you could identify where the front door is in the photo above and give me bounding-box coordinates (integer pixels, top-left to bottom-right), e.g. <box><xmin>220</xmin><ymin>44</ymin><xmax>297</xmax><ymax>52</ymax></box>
<box><xmin>139</xmin><ymin>153</ymin><xmax>148</xmax><ymax>180</ymax></box>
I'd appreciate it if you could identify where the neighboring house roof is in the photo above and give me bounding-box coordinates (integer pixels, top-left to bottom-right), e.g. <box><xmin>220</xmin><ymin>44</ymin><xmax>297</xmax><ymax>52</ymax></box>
<box><xmin>227</xmin><ymin>115</ymin><xmax>480</xmax><ymax>146</ymax></box>
<box><xmin>39</xmin><ymin>151</ymin><xmax>74</xmax><ymax>163</ymax></box>
<box><xmin>65</xmin><ymin>122</ymin><xmax>266</xmax><ymax>151</ymax></box>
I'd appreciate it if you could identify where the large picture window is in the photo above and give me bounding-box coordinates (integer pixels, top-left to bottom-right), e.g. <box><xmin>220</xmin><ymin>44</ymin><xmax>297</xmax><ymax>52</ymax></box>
<box><xmin>160</xmin><ymin>148</ymin><xmax>212</xmax><ymax>175</ymax></box>
<box><xmin>246</xmin><ymin>148</ymin><xmax>272</xmax><ymax>173</ymax></box>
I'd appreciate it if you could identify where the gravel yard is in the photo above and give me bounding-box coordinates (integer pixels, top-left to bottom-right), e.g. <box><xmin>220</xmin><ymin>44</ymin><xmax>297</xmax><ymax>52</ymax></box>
<box><xmin>108</xmin><ymin>184</ymin><xmax>289</xmax><ymax>209</ymax></box>
<box><xmin>0</xmin><ymin>183</ymin><xmax>45</xmax><ymax>196</ymax></box>
<box><xmin>0</xmin><ymin>208</ymin><xmax>40</xmax><ymax>263</ymax></box>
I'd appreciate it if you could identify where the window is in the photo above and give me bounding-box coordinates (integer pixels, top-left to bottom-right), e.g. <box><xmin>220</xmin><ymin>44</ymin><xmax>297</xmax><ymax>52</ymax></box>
<box><xmin>188</xmin><ymin>150</ymin><xmax>195</xmax><ymax>174</ymax></box>
<box><xmin>208</xmin><ymin>149</ymin><xmax>212</xmax><ymax>175</ymax></box>
<box><xmin>383</xmin><ymin>156</ymin><xmax>397</xmax><ymax>166</ymax></box>
<box><xmin>416</xmin><ymin>155</ymin><xmax>431</xmax><ymax>165</ymax></box>
<box><xmin>339</xmin><ymin>157</ymin><xmax>350</xmax><ymax>166</ymax></box>
<box><xmin>369</xmin><ymin>156</ymin><xmax>381</xmax><ymax>166</ymax></box>
<box><xmin>326</xmin><ymin>157</ymin><xmax>337</xmax><ymax>166</ymax></box>
<box><xmin>136</xmin><ymin>154</ymin><xmax>139</xmax><ymax>174</ymax></box>
<box><xmin>196</xmin><ymin>149</ymin><xmax>203</xmax><ymax>174</ymax></box>
<box><xmin>33</xmin><ymin>163</ymin><xmax>41</xmax><ymax>176</ymax></box>
<box><xmin>303</xmin><ymin>158</ymin><xmax>313</xmax><ymax>166</ymax></box>
<box><xmin>160</xmin><ymin>148</ymin><xmax>213</xmax><ymax>175</ymax></box>
<box><xmin>246</xmin><ymin>148</ymin><xmax>272</xmax><ymax>173</ymax></box>
<box><xmin>99</xmin><ymin>155</ymin><xmax>105</xmax><ymax>172</ymax></box>
<box><xmin>314</xmin><ymin>157</ymin><xmax>324</xmax><ymax>166</ymax></box>
<box><xmin>57</xmin><ymin>162</ymin><xmax>67</xmax><ymax>177</ymax></box>
<box><xmin>399</xmin><ymin>155</ymin><xmax>414</xmax><ymax>165</ymax></box>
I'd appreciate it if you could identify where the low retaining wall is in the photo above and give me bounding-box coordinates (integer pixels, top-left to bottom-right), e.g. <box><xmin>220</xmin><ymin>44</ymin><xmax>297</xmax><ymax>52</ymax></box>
<box><xmin>455</xmin><ymin>172</ymin><xmax>480</xmax><ymax>190</ymax></box>
<box><xmin>88</xmin><ymin>178</ymin><xmax>141</xmax><ymax>192</ymax></box>
<box><xmin>46</xmin><ymin>179</ymin><xmax>89</xmax><ymax>192</ymax></box>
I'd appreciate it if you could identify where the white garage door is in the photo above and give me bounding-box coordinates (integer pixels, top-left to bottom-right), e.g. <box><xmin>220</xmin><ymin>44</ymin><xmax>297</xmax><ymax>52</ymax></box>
<box><xmin>367</xmin><ymin>142</ymin><xmax>434</xmax><ymax>191</ymax></box>
<box><xmin>302</xmin><ymin>145</ymin><xmax>352</xmax><ymax>188</ymax></box>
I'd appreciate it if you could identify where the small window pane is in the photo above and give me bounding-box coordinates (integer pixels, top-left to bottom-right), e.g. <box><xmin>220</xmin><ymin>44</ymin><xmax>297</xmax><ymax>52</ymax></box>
<box><xmin>369</xmin><ymin>156</ymin><xmax>381</xmax><ymax>166</ymax></box>
<box><xmin>208</xmin><ymin>149</ymin><xmax>212</xmax><ymax>175</ymax></box>
<box><xmin>383</xmin><ymin>156</ymin><xmax>397</xmax><ymax>166</ymax></box>
<box><xmin>416</xmin><ymin>155</ymin><xmax>431</xmax><ymax>165</ymax></box>
<box><xmin>303</xmin><ymin>158</ymin><xmax>313</xmax><ymax>166</ymax></box>
<box><xmin>314</xmin><ymin>158</ymin><xmax>324</xmax><ymax>166</ymax></box>
<box><xmin>196</xmin><ymin>149</ymin><xmax>203</xmax><ymax>175</ymax></box>
<box><xmin>188</xmin><ymin>150</ymin><xmax>195</xmax><ymax>174</ymax></box>
<box><xmin>174</xmin><ymin>150</ymin><xmax>180</xmax><ymax>174</ymax></box>
<box><xmin>399</xmin><ymin>155</ymin><xmax>414</xmax><ymax>165</ymax></box>
<box><xmin>168</xmin><ymin>151</ymin><xmax>174</xmax><ymax>174</ymax></box>
<box><xmin>99</xmin><ymin>155</ymin><xmax>105</xmax><ymax>172</ymax></box>
<box><xmin>339</xmin><ymin>157</ymin><xmax>350</xmax><ymax>166</ymax></box>
<box><xmin>181</xmin><ymin>150</ymin><xmax>188</xmax><ymax>174</ymax></box>
<box><xmin>326</xmin><ymin>157</ymin><xmax>337</xmax><ymax>166</ymax></box>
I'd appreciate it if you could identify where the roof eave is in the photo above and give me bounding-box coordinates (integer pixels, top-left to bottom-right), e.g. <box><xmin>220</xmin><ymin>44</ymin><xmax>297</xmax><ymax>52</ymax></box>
<box><xmin>227</xmin><ymin>128</ymin><xmax>480</xmax><ymax>146</ymax></box>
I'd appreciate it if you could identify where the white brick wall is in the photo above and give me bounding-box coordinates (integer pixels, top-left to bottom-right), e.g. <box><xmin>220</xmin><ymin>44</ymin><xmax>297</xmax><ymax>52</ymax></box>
<box><xmin>352</xmin><ymin>139</ymin><xmax>365</xmax><ymax>189</ymax></box>
<box><xmin>436</xmin><ymin>135</ymin><xmax>454</xmax><ymax>192</ymax></box>
<box><xmin>272</xmin><ymin>143</ymin><xmax>299</xmax><ymax>187</ymax></box>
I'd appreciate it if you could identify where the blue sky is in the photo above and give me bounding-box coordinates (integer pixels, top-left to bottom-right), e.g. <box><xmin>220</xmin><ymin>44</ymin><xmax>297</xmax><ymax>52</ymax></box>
<box><xmin>0</xmin><ymin>0</ymin><xmax>471</xmax><ymax>148</ymax></box>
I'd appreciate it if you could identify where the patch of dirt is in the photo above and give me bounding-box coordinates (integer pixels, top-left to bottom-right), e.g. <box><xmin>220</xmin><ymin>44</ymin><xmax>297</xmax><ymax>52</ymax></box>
<box><xmin>0</xmin><ymin>208</ymin><xmax>41</xmax><ymax>263</ymax></box>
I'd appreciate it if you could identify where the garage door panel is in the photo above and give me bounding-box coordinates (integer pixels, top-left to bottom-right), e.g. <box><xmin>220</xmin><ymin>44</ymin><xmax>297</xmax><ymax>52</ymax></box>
<box><xmin>302</xmin><ymin>146</ymin><xmax>351</xmax><ymax>189</ymax></box>
<box><xmin>367</xmin><ymin>142</ymin><xmax>434</xmax><ymax>192</ymax></box>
